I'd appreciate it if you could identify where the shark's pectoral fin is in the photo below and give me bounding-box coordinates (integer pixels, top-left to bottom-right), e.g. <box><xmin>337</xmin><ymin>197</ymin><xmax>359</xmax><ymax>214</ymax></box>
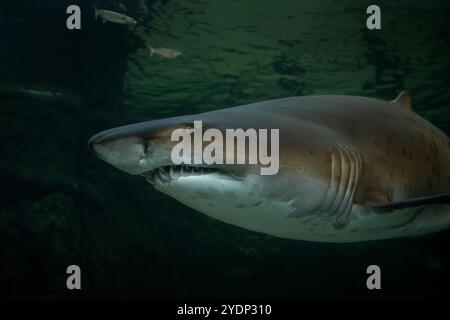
<box><xmin>369</xmin><ymin>194</ymin><xmax>450</xmax><ymax>212</ymax></box>
<box><xmin>391</xmin><ymin>91</ymin><xmax>412</xmax><ymax>110</ymax></box>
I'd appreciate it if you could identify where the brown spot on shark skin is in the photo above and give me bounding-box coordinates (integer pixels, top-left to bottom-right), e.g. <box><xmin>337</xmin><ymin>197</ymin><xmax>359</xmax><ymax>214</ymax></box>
<box><xmin>386</xmin><ymin>136</ymin><xmax>393</xmax><ymax>148</ymax></box>
<box><xmin>432</xmin><ymin>164</ymin><xmax>441</xmax><ymax>183</ymax></box>
<box><xmin>428</xmin><ymin>176</ymin><xmax>433</xmax><ymax>189</ymax></box>
<box><xmin>401</xmin><ymin>148</ymin><xmax>407</xmax><ymax>157</ymax></box>
<box><xmin>430</xmin><ymin>140</ymin><xmax>438</xmax><ymax>160</ymax></box>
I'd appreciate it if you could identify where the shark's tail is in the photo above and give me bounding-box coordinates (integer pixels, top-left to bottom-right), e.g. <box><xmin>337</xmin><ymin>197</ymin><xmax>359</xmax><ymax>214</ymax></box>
<box><xmin>149</xmin><ymin>46</ymin><xmax>155</xmax><ymax>57</ymax></box>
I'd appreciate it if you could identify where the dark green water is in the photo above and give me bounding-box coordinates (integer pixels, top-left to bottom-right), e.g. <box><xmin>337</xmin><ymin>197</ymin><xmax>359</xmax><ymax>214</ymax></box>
<box><xmin>1</xmin><ymin>0</ymin><xmax>450</xmax><ymax>299</ymax></box>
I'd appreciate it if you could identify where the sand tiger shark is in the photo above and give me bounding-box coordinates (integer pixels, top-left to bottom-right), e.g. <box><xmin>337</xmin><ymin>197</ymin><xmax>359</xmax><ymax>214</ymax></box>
<box><xmin>89</xmin><ymin>92</ymin><xmax>450</xmax><ymax>242</ymax></box>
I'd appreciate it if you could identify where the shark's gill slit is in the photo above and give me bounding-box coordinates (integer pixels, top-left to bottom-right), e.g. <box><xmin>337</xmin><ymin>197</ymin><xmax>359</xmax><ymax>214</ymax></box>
<box><xmin>320</xmin><ymin>151</ymin><xmax>338</xmax><ymax>212</ymax></box>
<box><xmin>342</xmin><ymin>149</ymin><xmax>362</xmax><ymax>220</ymax></box>
<box><xmin>330</xmin><ymin>147</ymin><xmax>349</xmax><ymax>216</ymax></box>
<box><xmin>335</xmin><ymin>147</ymin><xmax>353</xmax><ymax>219</ymax></box>
<box><xmin>338</xmin><ymin>146</ymin><xmax>361</xmax><ymax>220</ymax></box>
<box><xmin>325</xmin><ymin>148</ymin><xmax>342</xmax><ymax>214</ymax></box>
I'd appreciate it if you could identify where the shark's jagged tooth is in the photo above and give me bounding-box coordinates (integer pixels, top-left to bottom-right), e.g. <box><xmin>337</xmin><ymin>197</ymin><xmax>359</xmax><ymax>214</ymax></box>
<box><xmin>154</xmin><ymin>174</ymin><xmax>163</xmax><ymax>185</ymax></box>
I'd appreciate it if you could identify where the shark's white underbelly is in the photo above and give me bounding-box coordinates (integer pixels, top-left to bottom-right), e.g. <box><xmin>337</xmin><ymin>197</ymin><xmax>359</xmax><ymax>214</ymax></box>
<box><xmin>154</xmin><ymin>174</ymin><xmax>450</xmax><ymax>242</ymax></box>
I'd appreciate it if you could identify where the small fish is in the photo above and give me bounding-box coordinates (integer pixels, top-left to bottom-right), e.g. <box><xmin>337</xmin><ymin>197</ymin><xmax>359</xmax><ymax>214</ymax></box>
<box><xmin>93</xmin><ymin>4</ymin><xmax>137</xmax><ymax>25</ymax></box>
<box><xmin>18</xmin><ymin>89</ymin><xmax>62</xmax><ymax>99</ymax></box>
<box><xmin>149</xmin><ymin>46</ymin><xmax>181</xmax><ymax>59</ymax></box>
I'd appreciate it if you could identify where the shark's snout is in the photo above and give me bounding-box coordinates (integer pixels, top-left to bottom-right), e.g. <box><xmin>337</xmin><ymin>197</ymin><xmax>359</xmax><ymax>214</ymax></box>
<box><xmin>88</xmin><ymin>132</ymin><xmax>104</xmax><ymax>155</ymax></box>
<box><xmin>88</xmin><ymin>126</ymin><xmax>133</xmax><ymax>153</ymax></box>
<box><xmin>88</xmin><ymin>128</ymin><xmax>151</xmax><ymax>175</ymax></box>
<box><xmin>88</xmin><ymin>128</ymin><xmax>120</xmax><ymax>155</ymax></box>
<box><xmin>88</xmin><ymin>130</ymin><xmax>123</xmax><ymax>158</ymax></box>
<box><xmin>88</xmin><ymin>136</ymin><xmax>95</xmax><ymax>154</ymax></box>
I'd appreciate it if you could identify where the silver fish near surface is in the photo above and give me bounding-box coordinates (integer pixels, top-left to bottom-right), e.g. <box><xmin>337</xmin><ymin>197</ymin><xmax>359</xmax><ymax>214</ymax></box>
<box><xmin>88</xmin><ymin>92</ymin><xmax>450</xmax><ymax>243</ymax></box>
<box><xmin>149</xmin><ymin>47</ymin><xmax>181</xmax><ymax>59</ymax></box>
<box><xmin>93</xmin><ymin>4</ymin><xmax>137</xmax><ymax>25</ymax></box>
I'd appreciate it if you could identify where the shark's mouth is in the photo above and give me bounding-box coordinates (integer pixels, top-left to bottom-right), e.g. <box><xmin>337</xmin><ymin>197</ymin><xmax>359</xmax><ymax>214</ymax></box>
<box><xmin>139</xmin><ymin>165</ymin><xmax>221</xmax><ymax>184</ymax></box>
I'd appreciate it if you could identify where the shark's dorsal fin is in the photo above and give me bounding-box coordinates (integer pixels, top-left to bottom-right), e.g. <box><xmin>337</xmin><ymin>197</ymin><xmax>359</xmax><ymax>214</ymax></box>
<box><xmin>391</xmin><ymin>91</ymin><xmax>412</xmax><ymax>110</ymax></box>
<box><xmin>369</xmin><ymin>194</ymin><xmax>450</xmax><ymax>212</ymax></box>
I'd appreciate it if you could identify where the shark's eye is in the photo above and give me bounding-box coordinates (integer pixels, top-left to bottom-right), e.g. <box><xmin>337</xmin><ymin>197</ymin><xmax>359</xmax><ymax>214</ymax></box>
<box><xmin>186</xmin><ymin>127</ymin><xmax>195</xmax><ymax>134</ymax></box>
